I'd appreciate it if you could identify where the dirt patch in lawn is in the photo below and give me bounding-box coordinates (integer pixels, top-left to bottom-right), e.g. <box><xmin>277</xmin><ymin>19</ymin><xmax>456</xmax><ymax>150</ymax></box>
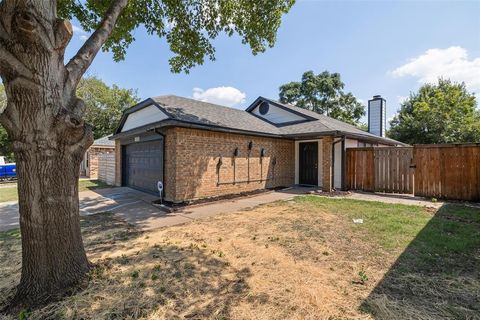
<box><xmin>0</xmin><ymin>197</ymin><xmax>478</xmax><ymax>319</ymax></box>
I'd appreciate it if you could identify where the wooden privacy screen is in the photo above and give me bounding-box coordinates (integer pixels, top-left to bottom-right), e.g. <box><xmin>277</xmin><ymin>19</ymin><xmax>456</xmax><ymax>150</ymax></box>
<box><xmin>414</xmin><ymin>144</ymin><xmax>480</xmax><ymax>201</ymax></box>
<box><xmin>346</xmin><ymin>148</ymin><xmax>375</xmax><ymax>192</ymax></box>
<box><xmin>98</xmin><ymin>153</ymin><xmax>115</xmax><ymax>185</ymax></box>
<box><xmin>346</xmin><ymin>144</ymin><xmax>480</xmax><ymax>201</ymax></box>
<box><xmin>375</xmin><ymin>148</ymin><xmax>414</xmax><ymax>193</ymax></box>
<box><xmin>346</xmin><ymin>147</ymin><xmax>413</xmax><ymax>194</ymax></box>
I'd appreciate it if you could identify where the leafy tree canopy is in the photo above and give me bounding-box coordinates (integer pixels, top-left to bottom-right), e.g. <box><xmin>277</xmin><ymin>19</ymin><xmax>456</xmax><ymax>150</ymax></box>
<box><xmin>58</xmin><ymin>0</ymin><xmax>295</xmax><ymax>73</ymax></box>
<box><xmin>389</xmin><ymin>79</ymin><xmax>480</xmax><ymax>144</ymax></box>
<box><xmin>0</xmin><ymin>78</ymin><xmax>138</xmax><ymax>161</ymax></box>
<box><xmin>279</xmin><ymin>70</ymin><xmax>366</xmax><ymax>126</ymax></box>
<box><xmin>78</xmin><ymin>76</ymin><xmax>139</xmax><ymax>139</ymax></box>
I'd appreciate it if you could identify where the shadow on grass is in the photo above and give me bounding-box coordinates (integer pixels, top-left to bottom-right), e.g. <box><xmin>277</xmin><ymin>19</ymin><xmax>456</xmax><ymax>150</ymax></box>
<box><xmin>79</xmin><ymin>179</ymin><xmax>113</xmax><ymax>192</ymax></box>
<box><xmin>1</xmin><ymin>212</ymin><xmax>252</xmax><ymax>319</ymax></box>
<box><xmin>361</xmin><ymin>203</ymin><xmax>480</xmax><ymax>319</ymax></box>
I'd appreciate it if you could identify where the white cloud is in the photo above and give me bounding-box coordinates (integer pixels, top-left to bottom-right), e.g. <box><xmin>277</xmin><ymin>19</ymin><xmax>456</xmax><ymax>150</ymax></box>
<box><xmin>72</xmin><ymin>24</ymin><xmax>89</xmax><ymax>41</ymax></box>
<box><xmin>392</xmin><ymin>46</ymin><xmax>480</xmax><ymax>94</ymax></box>
<box><xmin>192</xmin><ymin>86</ymin><xmax>246</xmax><ymax>107</ymax></box>
<box><xmin>71</xmin><ymin>25</ymin><xmax>83</xmax><ymax>33</ymax></box>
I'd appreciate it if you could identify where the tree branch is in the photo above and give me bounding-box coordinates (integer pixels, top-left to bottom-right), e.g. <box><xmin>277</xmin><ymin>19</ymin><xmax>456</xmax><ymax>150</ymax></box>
<box><xmin>0</xmin><ymin>44</ymin><xmax>34</xmax><ymax>79</ymax></box>
<box><xmin>64</xmin><ymin>0</ymin><xmax>128</xmax><ymax>94</ymax></box>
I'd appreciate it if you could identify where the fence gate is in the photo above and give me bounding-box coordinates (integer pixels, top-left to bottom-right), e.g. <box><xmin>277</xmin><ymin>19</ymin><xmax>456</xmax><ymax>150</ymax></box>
<box><xmin>346</xmin><ymin>147</ymin><xmax>414</xmax><ymax>194</ymax></box>
<box><xmin>414</xmin><ymin>144</ymin><xmax>480</xmax><ymax>201</ymax></box>
<box><xmin>98</xmin><ymin>153</ymin><xmax>116</xmax><ymax>185</ymax></box>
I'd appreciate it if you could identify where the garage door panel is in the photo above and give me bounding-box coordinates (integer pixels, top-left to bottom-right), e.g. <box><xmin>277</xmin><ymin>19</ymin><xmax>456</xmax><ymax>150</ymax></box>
<box><xmin>124</xmin><ymin>139</ymin><xmax>163</xmax><ymax>194</ymax></box>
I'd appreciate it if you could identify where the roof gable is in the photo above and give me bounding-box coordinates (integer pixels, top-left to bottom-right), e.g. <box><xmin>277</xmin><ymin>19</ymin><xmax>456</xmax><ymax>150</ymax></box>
<box><xmin>246</xmin><ymin>97</ymin><xmax>316</xmax><ymax>126</ymax></box>
<box><xmin>115</xmin><ymin>99</ymin><xmax>170</xmax><ymax>134</ymax></box>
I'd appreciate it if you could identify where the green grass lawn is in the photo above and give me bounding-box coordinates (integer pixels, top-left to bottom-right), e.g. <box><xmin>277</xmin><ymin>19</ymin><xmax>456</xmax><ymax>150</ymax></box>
<box><xmin>294</xmin><ymin>196</ymin><xmax>480</xmax><ymax>319</ymax></box>
<box><xmin>0</xmin><ymin>179</ymin><xmax>112</xmax><ymax>203</ymax></box>
<box><xmin>0</xmin><ymin>195</ymin><xmax>478</xmax><ymax>319</ymax></box>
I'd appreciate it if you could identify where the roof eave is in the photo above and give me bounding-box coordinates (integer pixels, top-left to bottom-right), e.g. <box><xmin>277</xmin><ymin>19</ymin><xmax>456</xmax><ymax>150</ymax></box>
<box><xmin>283</xmin><ymin>131</ymin><xmax>407</xmax><ymax>146</ymax></box>
<box><xmin>110</xmin><ymin>118</ymin><xmax>283</xmax><ymax>140</ymax></box>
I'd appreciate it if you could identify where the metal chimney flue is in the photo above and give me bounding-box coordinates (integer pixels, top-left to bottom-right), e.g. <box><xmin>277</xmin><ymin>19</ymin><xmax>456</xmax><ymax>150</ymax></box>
<box><xmin>368</xmin><ymin>95</ymin><xmax>386</xmax><ymax>137</ymax></box>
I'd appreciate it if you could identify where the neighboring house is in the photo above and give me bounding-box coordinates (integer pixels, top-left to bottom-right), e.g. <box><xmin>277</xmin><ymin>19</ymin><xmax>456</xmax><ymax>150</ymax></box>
<box><xmin>110</xmin><ymin>95</ymin><xmax>404</xmax><ymax>202</ymax></box>
<box><xmin>80</xmin><ymin>135</ymin><xmax>115</xmax><ymax>179</ymax></box>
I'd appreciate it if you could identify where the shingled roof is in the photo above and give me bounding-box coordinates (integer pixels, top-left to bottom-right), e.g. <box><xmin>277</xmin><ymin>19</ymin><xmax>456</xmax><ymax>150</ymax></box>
<box><xmin>92</xmin><ymin>135</ymin><xmax>115</xmax><ymax>147</ymax></box>
<box><xmin>152</xmin><ymin>95</ymin><xmax>282</xmax><ymax>136</ymax></box>
<box><xmin>253</xmin><ymin>97</ymin><xmax>405</xmax><ymax>145</ymax></box>
<box><xmin>113</xmin><ymin>95</ymin><xmax>405</xmax><ymax>146</ymax></box>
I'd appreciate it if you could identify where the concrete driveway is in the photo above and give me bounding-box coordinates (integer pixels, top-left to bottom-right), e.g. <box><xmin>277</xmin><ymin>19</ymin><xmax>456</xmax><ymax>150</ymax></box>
<box><xmin>0</xmin><ymin>187</ymin><xmax>160</xmax><ymax>231</ymax></box>
<box><xmin>0</xmin><ymin>187</ymin><xmax>309</xmax><ymax>232</ymax></box>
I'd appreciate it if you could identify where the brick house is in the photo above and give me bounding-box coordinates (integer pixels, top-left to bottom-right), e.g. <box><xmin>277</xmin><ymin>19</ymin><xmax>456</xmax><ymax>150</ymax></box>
<box><xmin>110</xmin><ymin>95</ymin><xmax>404</xmax><ymax>203</ymax></box>
<box><xmin>80</xmin><ymin>135</ymin><xmax>115</xmax><ymax>179</ymax></box>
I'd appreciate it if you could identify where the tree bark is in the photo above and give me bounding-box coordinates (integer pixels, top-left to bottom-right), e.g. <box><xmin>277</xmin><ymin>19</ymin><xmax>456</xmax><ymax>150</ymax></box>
<box><xmin>13</xmin><ymin>147</ymin><xmax>90</xmax><ymax>306</ymax></box>
<box><xmin>0</xmin><ymin>0</ymin><xmax>127</xmax><ymax>310</ymax></box>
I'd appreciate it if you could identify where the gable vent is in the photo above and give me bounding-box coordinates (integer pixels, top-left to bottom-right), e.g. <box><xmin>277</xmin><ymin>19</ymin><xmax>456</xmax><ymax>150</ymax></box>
<box><xmin>259</xmin><ymin>101</ymin><xmax>269</xmax><ymax>115</ymax></box>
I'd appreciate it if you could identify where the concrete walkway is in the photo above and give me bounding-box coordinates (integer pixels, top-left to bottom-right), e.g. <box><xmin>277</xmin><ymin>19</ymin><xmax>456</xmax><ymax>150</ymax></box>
<box><xmin>0</xmin><ymin>186</ymin><xmax>450</xmax><ymax>232</ymax></box>
<box><xmin>347</xmin><ymin>191</ymin><xmax>444</xmax><ymax>208</ymax></box>
<box><xmin>0</xmin><ymin>187</ymin><xmax>309</xmax><ymax>232</ymax></box>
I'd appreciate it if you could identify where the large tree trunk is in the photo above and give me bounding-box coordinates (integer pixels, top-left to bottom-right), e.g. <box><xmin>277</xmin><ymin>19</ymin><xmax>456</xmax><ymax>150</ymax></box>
<box><xmin>0</xmin><ymin>0</ymin><xmax>127</xmax><ymax>309</ymax></box>
<box><xmin>0</xmin><ymin>0</ymin><xmax>94</xmax><ymax>310</ymax></box>
<box><xmin>14</xmin><ymin>147</ymin><xmax>90</xmax><ymax>306</ymax></box>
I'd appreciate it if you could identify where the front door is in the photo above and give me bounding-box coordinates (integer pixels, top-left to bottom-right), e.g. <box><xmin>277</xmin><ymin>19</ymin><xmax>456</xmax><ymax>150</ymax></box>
<box><xmin>299</xmin><ymin>142</ymin><xmax>318</xmax><ymax>185</ymax></box>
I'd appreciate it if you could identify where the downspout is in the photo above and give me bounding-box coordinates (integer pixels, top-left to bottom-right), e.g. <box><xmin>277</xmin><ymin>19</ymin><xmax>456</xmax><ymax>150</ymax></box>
<box><xmin>331</xmin><ymin>135</ymin><xmax>346</xmax><ymax>191</ymax></box>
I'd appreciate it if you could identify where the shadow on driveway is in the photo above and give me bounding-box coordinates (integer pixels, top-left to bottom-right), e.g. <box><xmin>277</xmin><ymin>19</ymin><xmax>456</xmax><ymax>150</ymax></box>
<box><xmin>0</xmin><ymin>187</ymin><xmax>176</xmax><ymax>232</ymax></box>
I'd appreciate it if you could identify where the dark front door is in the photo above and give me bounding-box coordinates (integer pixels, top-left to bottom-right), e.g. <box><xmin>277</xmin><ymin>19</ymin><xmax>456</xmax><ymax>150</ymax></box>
<box><xmin>123</xmin><ymin>139</ymin><xmax>163</xmax><ymax>194</ymax></box>
<box><xmin>299</xmin><ymin>142</ymin><xmax>318</xmax><ymax>185</ymax></box>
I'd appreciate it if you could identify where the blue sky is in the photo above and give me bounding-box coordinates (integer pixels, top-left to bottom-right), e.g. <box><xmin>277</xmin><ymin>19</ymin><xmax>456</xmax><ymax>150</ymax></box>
<box><xmin>68</xmin><ymin>0</ymin><xmax>480</xmax><ymax>125</ymax></box>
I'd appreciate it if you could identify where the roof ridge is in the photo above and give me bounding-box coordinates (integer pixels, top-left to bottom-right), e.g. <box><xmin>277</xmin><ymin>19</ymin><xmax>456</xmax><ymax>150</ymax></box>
<box><xmin>152</xmin><ymin>95</ymin><xmax>248</xmax><ymax>113</ymax></box>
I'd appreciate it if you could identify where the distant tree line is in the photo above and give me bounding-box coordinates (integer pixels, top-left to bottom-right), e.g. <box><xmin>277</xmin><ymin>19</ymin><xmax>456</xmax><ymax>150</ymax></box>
<box><xmin>388</xmin><ymin>79</ymin><xmax>480</xmax><ymax>144</ymax></box>
<box><xmin>279</xmin><ymin>70</ymin><xmax>366</xmax><ymax>126</ymax></box>
<box><xmin>278</xmin><ymin>71</ymin><xmax>480</xmax><ymax>144</ymax></box>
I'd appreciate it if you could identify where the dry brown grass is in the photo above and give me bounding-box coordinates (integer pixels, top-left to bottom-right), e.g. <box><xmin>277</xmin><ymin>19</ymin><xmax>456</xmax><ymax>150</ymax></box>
<box><xmin>0</xmin><ymin>197</ymin><xmax>478</xmax><ymax>319</ymax></box>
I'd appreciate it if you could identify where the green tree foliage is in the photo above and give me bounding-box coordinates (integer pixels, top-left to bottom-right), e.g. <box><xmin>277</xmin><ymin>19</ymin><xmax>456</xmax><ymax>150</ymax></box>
<box><xmin>279</xmin><ymin>70</ymin><xmax>365</xmax><ymax>125</ymax></box>
<box><xmin>58</xmin><ymin>0</ymin><xmax>295</xmax><ymax>72</ymax></box>
<box><xmin>77</xmin><ymin>76</ymin><xmax>139</xmax><ymax>139</ymax></box>
<box><xmin>389</xmin><ymin>79</ymin><xmax>480</xmax><ymax>144</ymax></box>
<box><xmin>0</xmin><ymin>79</ymin><xmax>138</xmax><ymax>160</ymax></box>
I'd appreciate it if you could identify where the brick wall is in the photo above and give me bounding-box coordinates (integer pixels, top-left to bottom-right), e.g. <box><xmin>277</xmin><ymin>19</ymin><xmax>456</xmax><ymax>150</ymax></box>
<box><xmin>322</xmin><ymin>136</ymin><xmax>333</xmax><ymax>192</ymax></box>
<box><xmin>169</xmin><ymin>127</ymin><xmax>295</xmax><ymax>202</ymax></box>
<box><xmin>163</xmin><ymin>127</ymin><xmax>177</xmax><ymax>201</ymax></box>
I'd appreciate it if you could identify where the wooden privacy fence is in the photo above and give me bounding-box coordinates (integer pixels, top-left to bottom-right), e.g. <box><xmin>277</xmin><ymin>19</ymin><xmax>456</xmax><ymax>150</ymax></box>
<box><xmin>98</xmin><ymin>153</ymin><xmax>115</xmax><ymax>185</ymax></box>
<box><xmin>414</xmin><ymin>144</ymin><xmax>480</xmax><ymax>201</ymax></box>
<box><xmin>346</xmin><ymin>147</ymin><xmax>413</xmax><ymax>194</ymax></box>
<box><xmin>346</xmin><ymin>144</ymin><xmax>480</xmax><ymax>201</ymax></box>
